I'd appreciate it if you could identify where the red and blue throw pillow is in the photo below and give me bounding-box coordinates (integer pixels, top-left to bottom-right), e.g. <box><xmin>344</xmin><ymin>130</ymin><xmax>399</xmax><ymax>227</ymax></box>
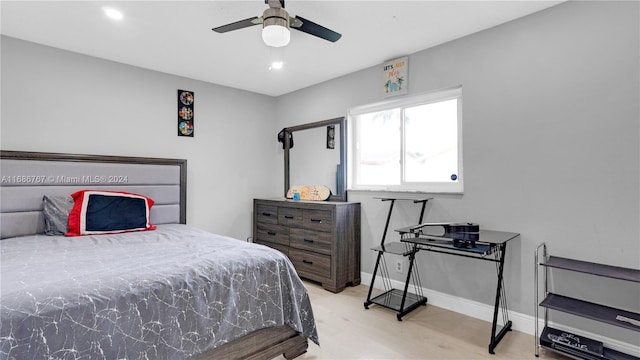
<box><xmin>66</xmin><ymin>190</ymin><xmax>156</xmax><ymax>236</ymax></box>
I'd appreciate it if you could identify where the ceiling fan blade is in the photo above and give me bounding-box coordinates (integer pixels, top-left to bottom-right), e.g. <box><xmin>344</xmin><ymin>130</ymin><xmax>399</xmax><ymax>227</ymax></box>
<box><xmin>291</xmin><ymin>16</ymin><xmax>341</xmax><ymax>42</ymax></box>
<box><xmin>212</xmin><ymin>17</ymin><xmax>262</xmax><ymax>33</ymax></box>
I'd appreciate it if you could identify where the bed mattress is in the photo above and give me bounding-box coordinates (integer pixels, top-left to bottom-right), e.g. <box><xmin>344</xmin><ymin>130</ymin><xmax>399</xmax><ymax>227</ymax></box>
<box><xmin>0</xmin><ymin>224</ymin><xmax>318</xmax><ymax>359</ymax></box>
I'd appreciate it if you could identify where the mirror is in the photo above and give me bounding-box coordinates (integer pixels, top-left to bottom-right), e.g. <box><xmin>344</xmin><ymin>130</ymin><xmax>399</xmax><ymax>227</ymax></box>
<box><xmin>283</xmin><ymin>117</ymin><xmax>347</xmax><ymax>202</ymax></box>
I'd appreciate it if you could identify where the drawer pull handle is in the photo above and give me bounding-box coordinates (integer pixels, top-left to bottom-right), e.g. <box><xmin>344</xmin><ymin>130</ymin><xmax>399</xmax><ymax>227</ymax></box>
<box><xmin>303</xmin><ymin>239</ymin><xmax>314</xmax><ymax>243</ymax></box>
<box><xmin>310</xmin><ymin>219</ymin><xmax>322</xmax><ymax>223</ymax></box>
<box><xmin>262</xmin><ymin>212</ymin><xmax>271</xmax><ymax>217</ymax></box>
<box><xmin>267</xmin><ymin>231</ymin><xmax>276</xmax><ymax>236</ymax></box>
<box><xmin>285</xmin><ymin>215</ymin><xmax>294</xmax><ymax>219</ymax></box>
<box><xmin>302</xmin><ymin>260</ymin><xmax>313</xmax><ymax>265</ymax></box>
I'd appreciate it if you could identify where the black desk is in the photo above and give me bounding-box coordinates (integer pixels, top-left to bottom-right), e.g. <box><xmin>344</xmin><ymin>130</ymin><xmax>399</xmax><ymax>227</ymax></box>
<box><xmin>396</xmin><ymin>226</ymin><xmax>520</xmax><ymax>354</ymax></box>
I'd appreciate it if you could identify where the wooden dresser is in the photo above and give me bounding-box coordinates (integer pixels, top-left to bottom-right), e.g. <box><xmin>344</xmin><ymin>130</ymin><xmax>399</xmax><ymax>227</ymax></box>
<box><xmin>253</xmin><ymin>198</ymin><xmax>361</xmax><ymax>293</ymax></box>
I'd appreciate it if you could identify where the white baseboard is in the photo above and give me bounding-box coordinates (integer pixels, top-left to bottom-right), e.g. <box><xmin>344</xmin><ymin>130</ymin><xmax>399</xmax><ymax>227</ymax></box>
<box><xmin>360</xmin><ymin>271</ymin><xmax>640</xmax><ymax>357</ymax></box>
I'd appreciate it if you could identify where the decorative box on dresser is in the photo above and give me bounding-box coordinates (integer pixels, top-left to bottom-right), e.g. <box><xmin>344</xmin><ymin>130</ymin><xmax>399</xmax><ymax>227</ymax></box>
<box><xmin>253</xmin><ymin>198</ymin><xmax>361</xmax><ymax>293</ymax></box>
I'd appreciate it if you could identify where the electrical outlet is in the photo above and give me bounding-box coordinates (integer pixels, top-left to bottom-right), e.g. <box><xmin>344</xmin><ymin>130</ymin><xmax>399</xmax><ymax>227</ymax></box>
<box><xmin>395</xmin><ymin>259</ymin><xmax>403</xmax><ymax>273</ymax></box>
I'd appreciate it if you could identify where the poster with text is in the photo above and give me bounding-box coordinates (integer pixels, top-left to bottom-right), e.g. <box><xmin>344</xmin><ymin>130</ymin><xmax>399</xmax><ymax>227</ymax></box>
<box><xmin>382</xmin><ymin>57</ymin><xmax>408</xmax><ymax>97</ymax></box>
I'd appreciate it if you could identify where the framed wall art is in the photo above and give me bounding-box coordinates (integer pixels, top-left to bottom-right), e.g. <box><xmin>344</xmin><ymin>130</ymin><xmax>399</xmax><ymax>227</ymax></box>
<box><xmin>177</xmin><ymin>90</ymin><xmax>194</xmax><ymax>137</ymax></box>
<box><xmin>382</xmin><ymin>56</ymin><xmax>408</xmax><ymax>97</ymax></box>
<box><xmin>326</xmin><ymin>125</ymin><xmax>335</xmax><ymax>149</ymax></box>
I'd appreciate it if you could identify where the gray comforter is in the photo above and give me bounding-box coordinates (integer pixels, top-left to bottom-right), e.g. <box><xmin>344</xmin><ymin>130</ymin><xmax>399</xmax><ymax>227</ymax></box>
<box><xmin>0</xmin><ymin>224</ymin><xmax>318</xmax><ymax>359</ymax></box>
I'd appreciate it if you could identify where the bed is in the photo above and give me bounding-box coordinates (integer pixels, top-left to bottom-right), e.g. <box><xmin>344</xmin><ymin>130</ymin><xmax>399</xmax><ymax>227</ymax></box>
<box><xmin>0</xmin><ymin>150</ymin><xmax>318</xmax><ymax>360</ymax></box>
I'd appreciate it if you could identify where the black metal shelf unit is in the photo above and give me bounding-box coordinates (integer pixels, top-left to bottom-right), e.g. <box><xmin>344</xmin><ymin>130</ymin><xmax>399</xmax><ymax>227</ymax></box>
<box><xmin>363</xmin><ymin>197</ymin><xmax>432</xmax><ymax>321</ymax></box>
<box><xmin>535</xmin><ymin>244</ymin><xmax>640</xmax><ymax>360</ymax></box>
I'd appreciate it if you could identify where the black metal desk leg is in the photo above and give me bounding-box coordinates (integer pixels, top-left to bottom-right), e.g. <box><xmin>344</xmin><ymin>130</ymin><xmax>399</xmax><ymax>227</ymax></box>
<box><xmin>364</xmin><ymin>251</ymin><xmax>383</xmax><ymax>308</ymax></box>
<box><xmin>380</xmin><ymin>199</ymin><xmax>396</xmax><ymax>245</ymax></box>
<box><xmin>397</xmin><ymin>249</ymin><xmax>415</xmax><ymax>321</ymax></box>
<box><xmin>392</xmin><ymin>244</ymin><xmax>427</xmax><ymax>321</ymax></box>
<box><xmin>488</xmin><ymin>243</ymin><xmax>512</xmax><ymax>354</ymax></box>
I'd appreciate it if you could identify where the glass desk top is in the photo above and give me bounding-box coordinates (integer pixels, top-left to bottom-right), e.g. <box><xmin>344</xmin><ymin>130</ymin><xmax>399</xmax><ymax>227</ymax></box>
<box><xmin>370</xmin><ymin>242</ymin><xmax>415</xmax><ymax>256</ymax></box>
<box><xmin>396</xmin><ymin>228</ymin><xmax>520</xmax><ymax>255</ymax></box>
<box><xmin>396</xmin><ymin>227</ymin><xmax>519</xmax><ymax>244</ymax></box>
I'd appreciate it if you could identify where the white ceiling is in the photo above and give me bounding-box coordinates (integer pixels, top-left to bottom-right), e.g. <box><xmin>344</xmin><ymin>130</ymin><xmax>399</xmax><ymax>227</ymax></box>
<box><xmin>1</xmin><ymin>1</ymin><xmax>564</xmax><ymax>97</ymax></box>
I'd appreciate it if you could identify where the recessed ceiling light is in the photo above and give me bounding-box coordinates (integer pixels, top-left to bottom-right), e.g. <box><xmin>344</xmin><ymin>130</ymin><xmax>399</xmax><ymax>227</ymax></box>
<box><xmin>269</xmin><ymin>61</ymin><xmax>284</xmax><ymax>71</ymax></box>
<box><xmin>103</xmin><ymin>7</ymin><xmax>123</xmax><ymax>21</ymax></box>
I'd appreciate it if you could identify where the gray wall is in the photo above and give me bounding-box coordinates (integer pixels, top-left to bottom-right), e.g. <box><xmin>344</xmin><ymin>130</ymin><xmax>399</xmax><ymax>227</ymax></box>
<box><xmin>276</xmin><ymin>0</ymin><xmax>639</xmax><ymax>340</ymax></box>
<box><xmin>0</xmin><ymin>36</ymin><xmax>279</xmax><ymax>241</ymax></box>
<box><xmin>1</xmin><ymin>0</ymin><xmax>638</xmax><ymax>344</ymax></box>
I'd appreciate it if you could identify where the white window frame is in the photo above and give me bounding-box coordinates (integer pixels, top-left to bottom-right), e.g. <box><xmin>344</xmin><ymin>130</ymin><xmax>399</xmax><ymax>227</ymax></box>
<box><xmin>347</xmin><ymin>86</ymin><xmax>463</xmax><ymax>194</ymax></box>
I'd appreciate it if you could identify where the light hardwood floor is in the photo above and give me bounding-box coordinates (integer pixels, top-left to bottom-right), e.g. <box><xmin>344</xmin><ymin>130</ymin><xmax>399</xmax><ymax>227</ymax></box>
<box><xmin>280</xmin><ymin>281</ymin><xmax>565</xmax><ymax>360</ymax></box>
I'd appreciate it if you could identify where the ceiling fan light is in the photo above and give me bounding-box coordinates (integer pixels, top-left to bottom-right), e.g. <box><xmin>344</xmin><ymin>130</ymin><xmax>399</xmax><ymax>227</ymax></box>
<box><xmin>102</xmin><ymin>7</ymin><xmax>123</xmax><ymax>21</ymax></box>
<box><xmin>262</xmin><ymin>24</ymin><xmax>290</xmax><ymax>47</ymax></box>
<box><xmin>269</xmin><ymin>61</ymin><xmax>285</xmax><ymax>71</ymax></box>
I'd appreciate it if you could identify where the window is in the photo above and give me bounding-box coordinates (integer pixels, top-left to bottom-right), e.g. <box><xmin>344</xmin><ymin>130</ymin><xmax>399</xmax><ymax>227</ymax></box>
<box><xmin>348</xmin><ymin>86</ymin><xmax>463</xmax><ymax>193</ymax></box>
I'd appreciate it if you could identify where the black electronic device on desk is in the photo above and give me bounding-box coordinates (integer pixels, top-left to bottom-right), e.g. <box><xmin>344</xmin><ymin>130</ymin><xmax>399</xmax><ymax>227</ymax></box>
<box><xmin>409</xmin><ymin>222</ymin><xmax>480</xmax><ymax>249</ymax></box>
<box><xmin>398</xmin><ymin>223</ymin><xmax>518</xmax><ymax>257</ymax></box>
<box><xmin>396</xmin><ymin>222</ymin><xmax>520</xmax><ymax>354</ymax></box>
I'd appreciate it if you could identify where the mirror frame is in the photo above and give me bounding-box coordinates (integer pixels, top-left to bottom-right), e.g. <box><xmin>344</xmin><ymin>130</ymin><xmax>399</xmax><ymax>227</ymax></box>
<box><xmin>283</xmin><ymin>117</ymin><xmax>347</xmax><ymax>202</ymax></box>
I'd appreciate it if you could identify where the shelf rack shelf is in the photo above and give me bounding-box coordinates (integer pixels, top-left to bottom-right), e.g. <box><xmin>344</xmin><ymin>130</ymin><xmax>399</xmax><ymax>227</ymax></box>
<box><xmin>535</xmin><ymin>245</ymin><xmax>640</xmax><ymax>360</ymax></box>
<box><xmin>540</xmin><ymin>293</ymin><xmax>640</xmax><ymax>332</ymax></box>
<box><xmin>542</xmin><ymin>256</ymin><xmax>640</xmax><ymax>283</ymax></box>
<box><xmin>539</xmin><ymin>326</ymin><xmax>639</xmax><ymax>360</ymax></box>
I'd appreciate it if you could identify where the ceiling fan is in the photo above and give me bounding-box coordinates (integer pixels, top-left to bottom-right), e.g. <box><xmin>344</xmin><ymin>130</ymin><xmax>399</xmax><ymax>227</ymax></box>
<box><xmin>212</xmin><ymin>0</ymin><xmax>341</xmax><ymax>48</ymax></box>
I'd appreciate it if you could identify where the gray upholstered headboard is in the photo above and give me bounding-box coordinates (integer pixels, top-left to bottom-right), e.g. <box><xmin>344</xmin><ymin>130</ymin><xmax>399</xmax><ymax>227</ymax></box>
<box><xmin>0</xmin><ymin>151</ymin><xmax>187</xmax><ymax>239</ymax></box>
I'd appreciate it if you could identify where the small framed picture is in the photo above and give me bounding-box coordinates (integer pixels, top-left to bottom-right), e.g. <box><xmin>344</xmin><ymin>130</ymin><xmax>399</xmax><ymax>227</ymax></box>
<box><xmin>326</xmin><ymin>125</ymin><xmax>335</xmax><ymax>149</ymax></box>
<box><xmin>178</xmin><ymin>90</ymin><xmax>194</xmax><ymax>137</ymax></box>
<box><xmin>382</xmin><ymin>56</ymin><xmax>408</xmax><ymax>97</ymax></box>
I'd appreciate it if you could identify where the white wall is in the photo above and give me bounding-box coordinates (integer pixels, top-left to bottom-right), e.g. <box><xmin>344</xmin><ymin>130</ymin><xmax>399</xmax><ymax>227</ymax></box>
<box><xmin>0</xmin><ymin>36</ymin><xmax>279</xmax><ymax>240</ymax></box>
<box><xmin>275</xmin><ymin>0</ymin><xmax>639</xmax><ymax>342</ymax></box>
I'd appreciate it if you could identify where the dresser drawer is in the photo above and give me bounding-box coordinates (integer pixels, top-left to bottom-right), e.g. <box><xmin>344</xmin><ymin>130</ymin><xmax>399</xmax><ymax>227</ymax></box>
<box><xmin>278</xmin><ymin>207</ymin><xmax>302</xmax><ymax>226</ymax></box>
<box><xmin>256</xmin><ymin>205</ymin><xmax>278</xmax><ymax>224</ymax></box>
<box><xmin>302</xmin><ymin>209</ymin><xmax>333</xmax><ymax>232</ymax></box>
<box><xmin>289</xmin><ymin>228</ymin><xmax>332</xmax><ymax>255</ymax></box>
<box><xmin>255</xmin><ymin>223</ymin><xmax>289</xmax><ymax>246</ymax></box>
<box><xmin>289</xmin><ymin>248</ymin><xmax>331</xmax><ymax>279</ymax></box>
<box><xmin>254</xmin><ymin>239</ymin><xmax>289</xmax><ymax>257</ymax></box>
